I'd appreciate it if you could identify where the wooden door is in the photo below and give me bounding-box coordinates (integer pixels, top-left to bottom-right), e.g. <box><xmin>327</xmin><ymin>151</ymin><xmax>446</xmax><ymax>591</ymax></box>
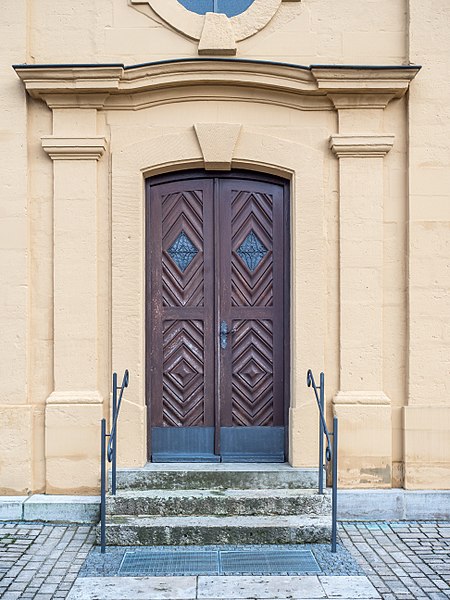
<box><xmin>147</xmin><ymin>172</ymin><xmax>289</xmax><ymax>462</ymax></box>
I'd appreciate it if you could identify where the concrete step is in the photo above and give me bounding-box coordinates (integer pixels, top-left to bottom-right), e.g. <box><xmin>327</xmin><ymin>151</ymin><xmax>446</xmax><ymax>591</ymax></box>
<box><xmin>113</xmin><ymin>464</ymin><xmax>321</xmax><ymax>491</ymax></box>
<box><xmin>99</xmin><ymin>514</ymin><xmax>332</xmax><ymax>546</ymax></box>
<box><xmin>106</xmin><ymin>489</ymin><xmax>331</xmax><ymax>517</ymax></box>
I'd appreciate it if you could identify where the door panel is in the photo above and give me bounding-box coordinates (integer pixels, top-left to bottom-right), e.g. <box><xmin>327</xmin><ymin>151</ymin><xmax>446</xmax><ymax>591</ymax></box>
<box><xmin>231</xmin><ymin>319</ymin><xmax>274</xmax><ymax>426</ymax></box>
<box><xmin>147</xmin><ymin>172</ymin><xmax>288</xmax><ymax>462</ymax></box>
<box><xmin>218</xmin><ymin>179</ymin><xmax>285</xmax><ymax>461</ymax></box>
<box><xmin>162</xmin><ymin>319</ymin><xmax>205</xmax><ymax>427</ymax></box>
<box><xmin>149</xmin><ymin>179</ymin><xmax>217</xmax><ymax>461</ymax></box>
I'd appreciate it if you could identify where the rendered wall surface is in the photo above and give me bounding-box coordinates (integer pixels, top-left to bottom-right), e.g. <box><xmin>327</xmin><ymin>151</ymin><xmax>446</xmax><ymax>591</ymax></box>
<box><xmin>0</xmin><ymin>2</ymin><xmax>33</xmax><ymax>494</ymax></box>
<box><xmin>406</xmin><ymin>0</ymin><xmax>450</xmax><ymax>488</ymax></box>
<box><xmin>0</xmin><ymin>0</ymin><xmax>448</xmax><ymax>493</ymax></box>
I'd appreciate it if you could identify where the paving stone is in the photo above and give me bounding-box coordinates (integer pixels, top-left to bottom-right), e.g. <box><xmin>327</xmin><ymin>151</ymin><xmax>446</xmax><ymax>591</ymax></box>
<box><xmin>67</xmin><ymin>576</ymin><xmax>197</xmax><ymax>599</ymax></box>
<box><xmin>198</xmin><ymin>575</ymin><xmax>326</xmax><ymax>598</ymax></box>
<box><xmin>340</xmin><ymin>522</ymin><xmax>450</xmax><ymax>600</ymax></box>
<box><xmin>1</xmin><ymin>521</ymin><xmax>450</xmax><ymax>599</ymax></box>
<box><xmin>319</xmin><ymin>576</ymin><xmax>380</xmax><ymax>598</ymax></box>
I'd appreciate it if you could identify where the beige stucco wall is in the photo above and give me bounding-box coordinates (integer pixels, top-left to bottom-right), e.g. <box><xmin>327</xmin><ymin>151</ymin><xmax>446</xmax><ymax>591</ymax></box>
<box><xmin>0</xmin><ymin>2</ymin><xmax>33</xmax><ymax>494</ymax></box>
<box><xmin>406</xmin><ymin>0</ymin><xmax>450</xmax><ymax>489</ymax></box>
<box><xmin>0</xmin><ymin>0</ymin><xmax>449</xmax><ymax>493</ymax></box>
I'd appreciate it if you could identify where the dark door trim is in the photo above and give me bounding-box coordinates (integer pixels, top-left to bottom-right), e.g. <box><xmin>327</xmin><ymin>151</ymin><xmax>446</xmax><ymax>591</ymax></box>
<box><xmin>145</xmin><ymin>169</ymin><xmax>291</xmax><ymax>462</ymax></box>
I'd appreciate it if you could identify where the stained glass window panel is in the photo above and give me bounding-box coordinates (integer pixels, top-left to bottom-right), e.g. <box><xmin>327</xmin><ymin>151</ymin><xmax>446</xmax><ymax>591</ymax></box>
<box><xmin>236</xmin><ymin>230</ymin><xmax>268</xmax><ymax>272</ymax></box>
<box><xmin>167</xmin><ymin>231</ymin><xmax>199</xmax><ymax>272</ymax></box>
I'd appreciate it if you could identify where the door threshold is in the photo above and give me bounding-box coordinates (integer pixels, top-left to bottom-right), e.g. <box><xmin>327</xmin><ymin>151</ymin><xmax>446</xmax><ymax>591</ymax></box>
<box><xmin>152</xmin><ymin>455</ymin><xmax>221</xmax><ymax>463</ymax></box>
<box><xmin>142</xmin><ymin>463</ymin><xmax>314</xmax><ymax>471</ymax></box>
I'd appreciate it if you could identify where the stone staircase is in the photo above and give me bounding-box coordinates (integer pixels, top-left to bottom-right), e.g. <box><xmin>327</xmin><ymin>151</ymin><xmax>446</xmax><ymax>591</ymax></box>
<box><xmin>99</xmin><ymin>464</ymin><xmax>332</xmax><ymax>546</ymax></box>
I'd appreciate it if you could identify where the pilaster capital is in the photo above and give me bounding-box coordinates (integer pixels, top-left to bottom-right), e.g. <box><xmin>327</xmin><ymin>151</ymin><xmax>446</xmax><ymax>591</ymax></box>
<box><xmin>328</xmin><ymin>93</ymin><xmax>396</xmax><ymax>111</ymax></box>
<box><xmin>41</xmin><ymin>136</ymin><xmax>107</xmax><ymax>160</ymax></box>
<box><xmin>330</xmin><ymin>134</ymin><xmax>394</xmax><ymax>158</ymax></box>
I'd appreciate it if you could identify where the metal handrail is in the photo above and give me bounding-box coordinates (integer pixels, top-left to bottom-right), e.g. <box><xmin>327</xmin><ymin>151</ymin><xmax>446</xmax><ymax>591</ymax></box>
<box><xmin>306</xmin><ymin>369</ymin><xmax>338</xmax><ymax>553</ymax></box>
<box><xmin>100</xmin><ymin>369</ymin><xmax>129</xmax><ymax>554</ymax></box>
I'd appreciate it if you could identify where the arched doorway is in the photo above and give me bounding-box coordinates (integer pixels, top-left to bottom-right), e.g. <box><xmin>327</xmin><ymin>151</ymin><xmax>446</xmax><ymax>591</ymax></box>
<box><xmin>146</xmin><ymin>170</ymin><xmax>290</xmax><ymax>462</ymax></box>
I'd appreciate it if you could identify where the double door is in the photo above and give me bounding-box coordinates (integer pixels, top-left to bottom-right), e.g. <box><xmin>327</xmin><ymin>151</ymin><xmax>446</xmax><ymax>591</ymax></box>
<box><xmin>147</xmin><ymin>171</ymin><xmax>289</xmax><ymax>462</ymax></box>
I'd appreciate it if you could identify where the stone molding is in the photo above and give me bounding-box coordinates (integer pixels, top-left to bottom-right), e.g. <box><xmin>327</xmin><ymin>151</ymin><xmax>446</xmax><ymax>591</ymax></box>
<box><xmin>14</xmin><ymin>61</ymin><xmax>420</xmax><ymax>112</ymax></box>
<box><xmin>328</xmin><ymin>93</ymin><xmax>398</xmax><ymax>111</ymax></box>
<box><xmin>14</xmin><ymin>66</ymin><xmax>123</xmax><ymax>96</ymax></box>
<box><xmin>41</xmin><ymin>136</ymin><xmax>107</xmax><ymax>160</ymax></box>
<box><xmin>111</xmin><ymin>128</ymin><xmax>325</xmax><ymax>467</ymax></box>
<box><xmin>330</xmin><ymin>134</ymin><xmax>395</xmax><ymax>158</ymax></box>
<box><xmin>46</xmin><ymin>391</ymin><xmax>103</xmax><ymax>405</ymax></box>
<box><xmin>333</xmin><ymin>391</ymin><xmax>391</xmax><ymax>406</ymax></box>
<box><xmin>311</xmin><ymin>66</ymin><xmax>419</xmax><ymax>99</ymax></box>
<box><xmin>194</xmin><ymin>123</ymin><xmax>242</xmax><ymax>169</ymax></box>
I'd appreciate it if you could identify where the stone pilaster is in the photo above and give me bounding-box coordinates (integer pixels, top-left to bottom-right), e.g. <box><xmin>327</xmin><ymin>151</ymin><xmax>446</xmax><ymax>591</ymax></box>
<box><xmin>330</xmin><ymin>131</ymin><xmax>394</xmax><ymax>488</ymax></box>
<box><xmin>42</xmin><ymin>110</ymin><xmax>107</xmax><ymax>493</ymax></box>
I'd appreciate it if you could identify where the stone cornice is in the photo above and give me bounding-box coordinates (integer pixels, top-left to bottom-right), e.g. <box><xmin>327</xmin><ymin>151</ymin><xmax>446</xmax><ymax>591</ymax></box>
<box><xmin>41</xmin><ymin>136</ymin><xmax>107</xmax><ymax>160</ymax></box>
<box><xmin>311</xmin><ymin>65</ymin><xmax>420</xmax><ymax>98</ymax></box>
<box><xmin>14</xmin><ymin>65</ymin><xmax>123</xmax><ymax>97</ymax></box>
<box><xmin>330</xmin><ymin>134</ymin><xmax>395</xmax><ymax>158</ymax></box>
<box><xmin>14</xmin><ymin>60</ymin><xmax>420</xmax><ymax>111</ymax></box>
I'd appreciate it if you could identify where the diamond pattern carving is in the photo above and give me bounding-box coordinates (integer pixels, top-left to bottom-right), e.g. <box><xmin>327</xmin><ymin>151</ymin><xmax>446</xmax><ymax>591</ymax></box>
<box><xmin>231</xmin><ymin>320</ymin><xmax>273</xmax><ymax>426</ymax></box>
<box><xmin>170</xmin><ymin>358</ymin><xmax>197</xmax><ymax>388</ymax></box>
<box><xmin>240</xmin><ymin>358</ymin><xmax>266</xmax><ymax>388</ymax></box>
<box><xmin>163</xmin><ymin>320</ymin><xmax>205</xmax><ymax>426</ymax></box>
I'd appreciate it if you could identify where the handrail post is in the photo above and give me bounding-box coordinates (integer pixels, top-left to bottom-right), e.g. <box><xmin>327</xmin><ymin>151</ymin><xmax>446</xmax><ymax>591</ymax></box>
<box><xmin>331</xmin><ymin>416</ymin><xmax>338</xmax><ymax>553</ymax></box>
<box><xmin>100</xmin><ymin>369</ymin><xmax>129</xmax><ymax>555</ymax></box>
<box><xmin>100</xmin><ymin>418</ymin><xmax>107</xmax><ymax>554</ymax></box>
<box><xmin>307</xmin><ymin>369</ymin><xmax>339</xmax><ymax>554</ymax></box>
<box><xmin>111</xmin><ymin>372</ymin><xmax>118</xmax><ymax>496</ymax></box>
<box><xmin>318</xmin><ymin>372</ymin><xmax>325</xmax><ymax>494</ymax></box>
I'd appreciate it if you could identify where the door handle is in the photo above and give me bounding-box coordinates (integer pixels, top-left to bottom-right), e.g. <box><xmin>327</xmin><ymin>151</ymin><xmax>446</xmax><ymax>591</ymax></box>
<box><xmin>220</xmin><ymin>321</ymin><xmax>235</xmax><ymax>349</ymax></box>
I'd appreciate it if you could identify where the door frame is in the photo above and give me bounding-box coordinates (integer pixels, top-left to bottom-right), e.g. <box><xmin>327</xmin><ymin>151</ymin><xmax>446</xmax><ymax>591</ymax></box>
<box><xmin>145</xmin><ymin>169</ymin><xmax>291</xmax><ymax>462</ymax></box>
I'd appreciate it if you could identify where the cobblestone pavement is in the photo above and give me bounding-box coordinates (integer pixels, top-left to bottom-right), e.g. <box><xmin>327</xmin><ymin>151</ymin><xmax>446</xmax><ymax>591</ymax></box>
<box><xmin>0</xmin><ymin>521</ymin><xmax>449</xmax><ymax>599</ymax></box>
<box><xmin>0</xmin><ymin>523</ymin><xmax>94</xmax><ymax>599</ymax></box>
<box><xmin>340</xmin><ymin>522</ymin><xmax>450</xmax><ymax>599</ymax></box>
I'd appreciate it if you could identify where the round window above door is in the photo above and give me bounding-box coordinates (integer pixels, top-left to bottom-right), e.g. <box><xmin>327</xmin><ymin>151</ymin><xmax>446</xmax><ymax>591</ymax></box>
<box><xmin>176</xmin><ymin>0</ymin><xmax>256</xmax><ymax>18</ymax></box>
<box><xmin>130</xmin><ymin>0</ymin><xmax>300</xmax><ymax>55</ymax></box>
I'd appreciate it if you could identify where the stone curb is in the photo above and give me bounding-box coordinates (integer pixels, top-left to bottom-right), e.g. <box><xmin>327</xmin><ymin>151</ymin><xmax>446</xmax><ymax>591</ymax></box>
<box><xmin>338</xmin><ymin>489</ymin><xmax>450</xmax><ymax>520</ymax></box>
<box><xmin>1</xmin><ymin>489</ymin><xmax>449</xmax><ymax>523</ymax></box>
<box><xmin>0</xmin><ymin>495</ymin><xmax>100</xmax><ymax>523</ymax></box>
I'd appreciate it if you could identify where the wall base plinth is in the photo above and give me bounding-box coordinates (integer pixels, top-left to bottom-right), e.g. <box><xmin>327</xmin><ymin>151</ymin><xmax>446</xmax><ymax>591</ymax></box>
<box><xmin>404</xmin><ymin>406</ymin><xmax>450</xmax><ymax>490</ymax></box>
<box><xmin>45</xmin><ymin>399</ymin><xmax>103</xmax><ymax>494</ymax></box>
<box><xmin>0</xmin><ymin>406</ymin><xmax>33</xmax><ymax>495</ymax></box>
<box><xmin>333</xmin><ymin>392</ymin><xmax>392</xmax><ymax>488</ymax></box>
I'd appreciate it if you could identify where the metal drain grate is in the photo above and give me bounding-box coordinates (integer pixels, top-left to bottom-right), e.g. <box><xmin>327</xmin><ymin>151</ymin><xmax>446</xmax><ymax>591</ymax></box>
<box><xmin>119</xmin><ymin>549</ymin><xmax>218</xmax><ymax>576</ymax></box>
<box><xmin>118</xmin><ymin>547</ymin><xmax>321</xmax><ymax>576</ymax></box>
<box><xmin>221</xmin><ymin>549</ymin><xmax>321</xmax><ymax>575</ymax></box>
